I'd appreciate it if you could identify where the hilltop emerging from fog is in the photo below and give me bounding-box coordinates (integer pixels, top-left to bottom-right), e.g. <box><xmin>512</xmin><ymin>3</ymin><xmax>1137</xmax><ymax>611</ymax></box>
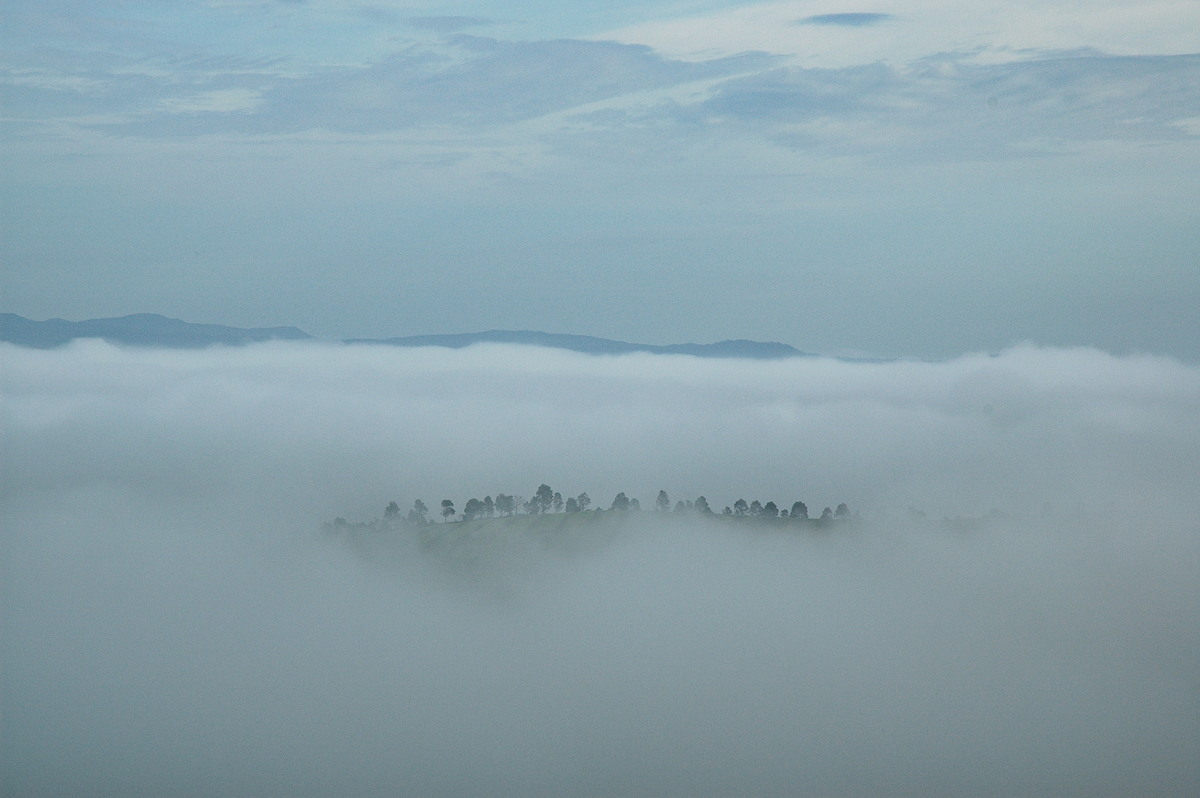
<box><xmin>0</xmin><ymin>313</ymin><xmax>809</xmax><ymax>359</ymax></box>
<box><xmin>329</xmin><ymin>487</ymin><xmax>856</xmax><ymax>534</ymax></box>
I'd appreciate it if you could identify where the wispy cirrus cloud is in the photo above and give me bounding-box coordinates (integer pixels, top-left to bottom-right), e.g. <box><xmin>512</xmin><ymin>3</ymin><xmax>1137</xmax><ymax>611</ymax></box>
<box><xmin>797</xmin><ymin>12</ymin><xmax>894</xmax><ymax>27</ymax></box>
<box><xmin>403</xmin><ymin>15</ymin><xmax>496</xmax><ymax>32</ymax></box>
<box><xmin>691</xmin><ymin>53</ymin><xmax>1200</xmax><ymax>157</ymax></box>
<box><xmin>26</xmin><ymin>38</ymin><xmax>775</xmax><ymax>137</ymax></box>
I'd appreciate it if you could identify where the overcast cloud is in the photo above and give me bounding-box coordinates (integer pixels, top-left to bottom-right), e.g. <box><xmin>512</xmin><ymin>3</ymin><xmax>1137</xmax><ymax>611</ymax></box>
<box><xmin>2</xmin><ymin>0</ymin><xmax>1198</xmax><ymax>358</ymax></box>
<box><xmin>3</xmin><ymin>342</ymin><xmax>1198</xmax><ymax>795</ymax></box>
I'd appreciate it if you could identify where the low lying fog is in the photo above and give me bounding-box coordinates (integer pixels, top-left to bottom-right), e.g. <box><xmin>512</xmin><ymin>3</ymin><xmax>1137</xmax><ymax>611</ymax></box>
<box><xmin>3</xmin><ymin>341</ymin><xmax>1198</xmax><ymax>796</ymax></box>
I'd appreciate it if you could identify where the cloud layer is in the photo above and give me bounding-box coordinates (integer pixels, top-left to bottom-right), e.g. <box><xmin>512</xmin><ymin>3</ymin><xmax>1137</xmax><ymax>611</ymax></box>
<box><xmin>3</xmin><ymin>342</ymin><xmax>1198</xmax><ymax>795</ymax></box>
<box><xmin>3</xmin><ymin>1</ymin><xmax>1198</xmax><ymax>359</ymax></box>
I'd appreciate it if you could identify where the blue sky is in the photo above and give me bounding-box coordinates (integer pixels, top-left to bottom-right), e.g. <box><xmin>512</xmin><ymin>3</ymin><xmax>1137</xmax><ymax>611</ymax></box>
<box><xmin>3</xmin><ymin>0</ymin><xmax>1199</xmax><ymax>358</ymax></box>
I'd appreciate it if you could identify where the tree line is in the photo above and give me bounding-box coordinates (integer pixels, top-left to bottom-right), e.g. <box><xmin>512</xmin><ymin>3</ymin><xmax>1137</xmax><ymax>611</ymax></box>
<box><xmin>329</xmin><ymin>484</ymin><xmax>853</xmax><ymax>531</ymax></box>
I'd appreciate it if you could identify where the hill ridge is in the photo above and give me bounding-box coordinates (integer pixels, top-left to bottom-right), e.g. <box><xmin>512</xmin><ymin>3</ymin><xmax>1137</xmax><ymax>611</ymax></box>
<box><xmin>2</xmin><ymin>313</ymin><xmax>810</xmax><ymax>359</ymax></box>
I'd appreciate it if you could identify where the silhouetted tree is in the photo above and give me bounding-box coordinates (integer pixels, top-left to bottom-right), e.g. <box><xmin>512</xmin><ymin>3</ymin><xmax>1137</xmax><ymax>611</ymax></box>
<box><xmin>533</xmin><ymin>484</ymin><xmax>554</xmax><ymax>515</ymax></box>
<box><xmin>576</xmin><ymin>492</ymin><xmax>591</xmax><ymax>512</ymax></box>
<box><xmin>408</xmin><ymin>499</ymin><xmax>429</xmax><ymax>525</ymax></box>
<box><xmin>749</xmin><ymin>500</ymin><xmax>763</xmax><ymax>516</ymax></box>
<box><xmin>552</xmin><ymin>491</ymin><xmax>563</xmax><ymax>513</ymax></box>
<box><xmin>630</xmin><ymin>497</ymin><xmax>641</xmax><ymax>510</ymax></box>
<box><xmin>483</xmin><ymin>495</ymin><xmax>495</xmax><ymax>517</ymax></box>
<box><xmin>611</xmin><ymin>492</ymin><xmax>631</xmax><ymax>511</ymax></box>
<box><xmin>565</xmin><ymin>496</ymin><xmax>579</xmax><ymax>513</ymax></box>
<box><xmin>790</xmin><ymin>501</ymin><xmax>808</xmax><ymax>520</ymax></box>
<box><xmin>723</xmin><ymin>506</ymin><xmax>732</xmax><ymax>515</ymax></box>
<box><xmin>656</xmin><ymin>490</ymin><xmax>671</xmax><ymax>512</ymax></box>
<box><xmin>384</xmin><ymin>501</ymin><xmax>401</xmax><ymax>521</ymax></box>
<box><xmin>463</xmin><ymin>498</ymin><xmax>484</xmax><ymax>521</ymax></box>
<box><xmin>835</xmin><ymin>503</ymin><xmax>850</xmax><ymax>520</ymax></box>
<box><xmin>695</xmin><ymin>496</ymin><xmax>712</xmax><ymax>514</ymax></box>
<box><xmin>674</xmin><ymin>500</ymin><xmax>687</xmax><ymax>513</ymax></box>
<box><xmin>819</xmin><ymin>507</ymin><xmax>833</xmax><ymax>522</ymax></box>
<box><xmin>441</xmin><ymin>499</ymin><xmax>455</xmax><ymax>522</ymax></box>
<box><xmin>495</xmin><ymin>494</ymin><xmax>515</xmax><ymax>517</ymax></box>
<box><xmin>762</xmin><ymin>501</ymin><xmax>778</xmax><ymax>518</ymax></box>
<box><xmin>733</xmin><ymin>498</ymin><xmax>749</xmax><ymax>516</ymax></box>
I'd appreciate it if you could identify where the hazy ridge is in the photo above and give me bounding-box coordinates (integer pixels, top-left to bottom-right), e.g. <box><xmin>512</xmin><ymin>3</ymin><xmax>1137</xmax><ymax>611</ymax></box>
<box><xmin>1</xmin><ymin>313</ymin><xmax>809</xmax><ymax>358</ymax></box>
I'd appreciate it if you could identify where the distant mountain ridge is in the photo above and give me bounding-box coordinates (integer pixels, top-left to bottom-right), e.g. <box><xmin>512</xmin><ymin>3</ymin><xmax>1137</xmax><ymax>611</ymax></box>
<box><xmin>0</xmin><ymin>313</ymin><xmax>311</xmax><ymax>349</ymax></box>
<box><xmin>346</xmin><ymin>330</ymin><xmax>810</xmax><ymax>359</ymax></box>
<box><xmin>1</xmin><ymin>313</ymin><xmax>810</xmax><ymax>359</ymax></box>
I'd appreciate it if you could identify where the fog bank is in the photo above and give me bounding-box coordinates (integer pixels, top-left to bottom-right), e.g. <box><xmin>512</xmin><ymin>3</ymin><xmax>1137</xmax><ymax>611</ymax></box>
<box><xmin>3</xmin><ymin>341</ymin><xmax>1198</xmax><ymax>795</ymax></box>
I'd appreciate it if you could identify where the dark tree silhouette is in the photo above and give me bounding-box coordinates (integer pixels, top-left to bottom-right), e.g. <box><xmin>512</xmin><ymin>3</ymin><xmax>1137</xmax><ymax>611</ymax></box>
<box><xmin>408</xmin><ymin>499</ymin><xmax>429</xmax><ymax>525</ymax></box>
<box><xmin>483</xmin><ymin>496</ymin><xmax>495</xmax><ymax>517</ymax></box>
<box><xmin>463</xmin><ymin>498</ymin><xmax>484</xmax><ymax>521</ymax></box>
<box><xmin>565</xmin><ymin>496</ymin><xmax>579</xmax><ymax>513</ymax></box>
<box><xmin>611</xmin><ymin>492</ymin><xmax>631</xmax><ymax>511</ymax></box>
<box><xmin>552</xmin><ymin>491</ymin><xmax>563</xmax><ymax>513</ymax></box>
<box><xmin>533</xmin><ymin>484</ymin><xmax>554</xmax><ymax>514</ymax></box>
<box><xmin>495</xmin><ymin>494</ymin><xmax>515</xmax><ymax>516</ymax></box>
<box><xmin>656</xmin><ymin>490</ymin><xmax>671</xmax><ymax>512</ymax></box>
<box><xmin>441</xmin><ymin>499</ymin><xmax>455</xmax><ymax>521</ymax></box>
<box><xmin>819</xmin><ymin>507</ymin><xmax>833</xmax><ymax>522</ymax></box>
<box><xmin>749</xmin><ymin>500</ymin><xmax>764</xmax><ymax>516</ymax></box>
<box><xmin>762</xmin><ymin>501</ymin><xmax>779</xmax><ymax>518</ymax></box>
<box><xmin>835</xmin><ymin>503</ymin><xmax>851</xmax><ymax>519</ymax></box>
<box><xmin>733</xmin><ymin>498</ymin><xmax>749</xmax><ymax>516</ymax></box>
<box><xmin>790</xmin><ymin>501</ymin><xmax>808</xmax><ymax>520</ymax></box>
<box><xmin>384</xmin><ymin>501</ymin><xmax>401</xmax><ymax>521</ymax></box>
<box><xmin>576</xmin><ymin>492</ymin><xmax>591</xmax><ymax>512</ymax></box>
<box><xmin>695</xmin><ymin>496</ymin><xmax>712</xmax><ymax>514</ymax></box>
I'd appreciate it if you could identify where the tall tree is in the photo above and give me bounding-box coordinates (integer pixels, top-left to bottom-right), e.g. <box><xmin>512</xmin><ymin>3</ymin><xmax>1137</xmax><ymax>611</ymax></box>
<box><xmin>534</xmin><ymin>484</ymin><xmax>554</xmax><ymax>515</ymax></box>
<box><xmin>835</xmin><ymin>503</ymin><xmax>851</xmax><ymax>520</ymax></box>
<box><xmin>656</xmin><ymin>490</ymin><xmax>671</xmax><ymax>512</ymax></box>
<box><xmin>790</xmin><ymin>501</ymin><xmax>808</xmax><ymax>520</ymax></box>
<box><xmin>695</xmin><ymin>496</ymin><xmax>712</xmax><ymax>514</ymax></box>
<box><xmin>733</xmin><ymin>498</ymin><xmax>749</xmax><ymax>516</ymax></box>
<box><xmin>762</xmin><ymin>501</ymin><xmax>779</xmax><ymax>518</ymax></box>
<box><xmin>441</xmin><ymin>498</ymin><xmax>455</xmax><ymax>522</ymax></box>
<box><xmin>576</xmin><ymin>492</ymin><xmax>591</xmax><ymax>512</ymax></box>
<box><xmin>611</xmin><ymin>492</ymin><xmax>631</xmax><ymax>511</ymax></box>
<box><xmin>565</xmin><ymin>496</ymin><xmax>579</xmax><ymax>513</ymax></box>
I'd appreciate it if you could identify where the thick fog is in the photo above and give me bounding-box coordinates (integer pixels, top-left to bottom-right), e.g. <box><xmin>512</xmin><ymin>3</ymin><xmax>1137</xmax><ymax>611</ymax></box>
<box><xmin>3</xmin><ymin>341</ymin><xmax>1198</xmax><ymax>796</ymax></box>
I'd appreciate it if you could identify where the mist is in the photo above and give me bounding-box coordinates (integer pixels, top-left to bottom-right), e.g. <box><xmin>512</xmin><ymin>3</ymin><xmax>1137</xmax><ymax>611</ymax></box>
<box><xmin>3</xmin><ymin>341</ymin><xmax>1198</xmax><ymax>796</ymax></box>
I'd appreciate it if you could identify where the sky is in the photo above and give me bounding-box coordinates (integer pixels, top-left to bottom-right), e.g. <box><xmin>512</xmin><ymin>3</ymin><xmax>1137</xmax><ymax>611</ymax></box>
<box><xmin>3</xmin><ymin>340</ymin><xmax>1199</xmax><ymax>794</ymax></box>
<box><xmin>2</xmin><ymin>1</ymin><xmax>1199</xmax><ymax>359</ymax></box>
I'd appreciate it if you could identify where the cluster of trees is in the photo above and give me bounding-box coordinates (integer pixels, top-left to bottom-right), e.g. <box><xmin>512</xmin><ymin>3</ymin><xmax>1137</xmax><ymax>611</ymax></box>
<box><xmin>382</xmin><ymin>485</ymin><xmax>597</xmax><ymax>525</ymax></box>
<box><xmin>365</xmin><ymin>485</ymin><xmax>852</xmax><ymax>527</ymax></box>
